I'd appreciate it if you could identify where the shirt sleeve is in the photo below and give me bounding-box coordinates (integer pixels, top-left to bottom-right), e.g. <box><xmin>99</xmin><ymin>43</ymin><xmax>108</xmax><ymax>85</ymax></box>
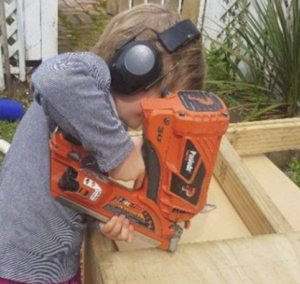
<box><xmin>31</xmin><ymin>52</ymin><xmax>133</xmax><ymax>172</ymax></box>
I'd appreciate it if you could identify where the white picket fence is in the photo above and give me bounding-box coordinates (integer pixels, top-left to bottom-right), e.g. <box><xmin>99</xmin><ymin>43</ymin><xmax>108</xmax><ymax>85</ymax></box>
<box><xmin>0</xmin><ymin>0</ymin><xmax>58</xmax><ymax>90</ymax></box>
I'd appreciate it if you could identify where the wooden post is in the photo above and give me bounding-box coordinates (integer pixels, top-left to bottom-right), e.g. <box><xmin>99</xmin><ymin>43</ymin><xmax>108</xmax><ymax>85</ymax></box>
<box><xmin>0</xmin><ymin>0</ymin><xmax>13</xmax><ymax>96</ymax></box>
<box><xmin>181</xmin><ymin>0</ymin><xmax>201</xmax><ymax>23</ymax></box>
<box><xmin>133</xmin><ymin>0</ymin><xmax>145</xmax><ymax>6</ymax></box>
<box><xmin>148</xmin><ymin>0</ymin><xmax>162</xmax><ymax>4</ymax></box>
<box><xmin>165</xmin><ymin>0</ymin><xmax>180</xmax><ymax>12</ymax></box>
<box><xmin>118</xmin><ymin>0</ymin><xmax>131</xmax><ymax>12</ymax></box>
<box><xmin>106</xmin><ymin>0</ymin><xmax>119</xmax><ymax>15</ymax></box>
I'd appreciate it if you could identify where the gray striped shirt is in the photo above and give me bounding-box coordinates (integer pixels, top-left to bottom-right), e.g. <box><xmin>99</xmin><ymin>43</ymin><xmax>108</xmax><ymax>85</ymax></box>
<box><xmin>0</xmin><ymin>52</ymin><xmax>133</xmax><ymax>283</ymax></box>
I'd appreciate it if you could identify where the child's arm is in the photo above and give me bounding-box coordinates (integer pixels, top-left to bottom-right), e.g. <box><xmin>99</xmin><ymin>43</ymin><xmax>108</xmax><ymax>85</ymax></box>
<box><xmin>31</xmin><ymin>52</ymin><xmax>142</xmax><ymax>183</ymax></box>
<box><xmin>109</xmin><ymin>136</ymin><xmax>145</xmax><ymax>189</ymax></box>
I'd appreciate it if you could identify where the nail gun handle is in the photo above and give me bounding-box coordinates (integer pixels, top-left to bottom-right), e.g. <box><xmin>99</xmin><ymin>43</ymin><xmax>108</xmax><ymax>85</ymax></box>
<box><xmin>142</xmin><ymin>139</ymin><xmax>161</xmax><ymax>203</ymax></box>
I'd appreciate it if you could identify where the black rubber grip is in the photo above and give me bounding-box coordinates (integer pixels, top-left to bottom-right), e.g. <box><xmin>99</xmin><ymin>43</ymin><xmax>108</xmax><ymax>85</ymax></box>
<box><xmin>143</xmin><ymin>139</ymin><xmax>160</xmax><ymax>203</ymax></box>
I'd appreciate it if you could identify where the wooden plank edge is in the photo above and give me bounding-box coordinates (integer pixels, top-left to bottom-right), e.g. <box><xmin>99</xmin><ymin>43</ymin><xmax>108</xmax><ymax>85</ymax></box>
<box><xmin>228</xmin><ymin>117</ymin><xmax>300</xmax><ymax>128</ymax></box>
<box><xmin>243</xmin><ymin>155</ymin><xmax>300</xmax><ymax>231</ymax></box>
<box><xmin>213</xmin><ymin>137</ymin><xmax>293</xmax><ymax>235</ymax></box>
<box><xmin>83</xmin><ymin>226</ymin><xmax>117</xmax><ymax>284</ymax></box>
<box><xmin>226</xmin><ymin>118</ymin><xmax>300</xmax><ymax>156</ymax></box>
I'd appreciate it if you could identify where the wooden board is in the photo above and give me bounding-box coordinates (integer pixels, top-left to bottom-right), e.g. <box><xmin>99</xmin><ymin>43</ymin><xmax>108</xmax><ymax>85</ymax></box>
<box><xmin>148</xmin><ymin>0</ymin><xmax>162</xmax><ymax>4</ymax></box>
<box><xmin>118</xmin><ymin>0</ymin><xmax>131</xmax><ymax>12</ymax></box>
<box><xmin>116</xmin><ymin>177</ymin><xmax>251</xmax><ymax>251</ymax></box>
<box><xmin>214</xmin><ymin>137</ymin><xmax>293</xmax><ymax>235</ymax></box>
<box><xmin>244</xmin><ymin>155</ymin><xmax>300</xmax><ymax>231</ymax></box>
<box><xmin>106</xmin><ymin>0</ymin><xmax>118</xmax><ymax>15</ymax></box>
<box><xmin>116</xmin><ymin>153</ymin><xmax>300</xmax><ymax>251</ymax></box>
<box><xmin>226</xmin><ymin>118</ymin><xmax>300</xmax><ymax>156</ymax></box>
<box><xmin>133</xmin><ymin>0</ymin><xmax>145</xmax><ymax>6</ymax></box>
<box><xmin>86</xmin><ymin>232</ymin><xmax>300</xmax><ymax>284</ymax></box>
<box><xmin>181</xmin><ymin>0</ymin><xmax>201</xmax><ymax>22</ymax></box>
<box><xmin>165</xmin><ymin>0</ymin><xmax>180</xmax><ymax>12</ymax></box>
<box><xmin>83</xmin><ymin>228</ymin><xmax>117</xmax><ymax>284</ymax></box>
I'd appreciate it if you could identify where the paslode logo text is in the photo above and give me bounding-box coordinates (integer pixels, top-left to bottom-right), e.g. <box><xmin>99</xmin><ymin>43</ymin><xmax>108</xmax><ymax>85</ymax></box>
<box><xmin>186</xmin><ymin>150</ymin><xmax>197</xmax><ymax>173</ymax></box>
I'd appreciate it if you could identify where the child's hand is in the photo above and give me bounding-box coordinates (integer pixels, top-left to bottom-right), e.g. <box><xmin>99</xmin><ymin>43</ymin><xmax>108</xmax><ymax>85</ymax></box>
<box><xmin>100</xmin><ymin>215</ymin><xmax>134</xmax><ymax>243</ymax></box>
<box><xmin>108</xmin><ymin>136</ymin><xmax>145</xmax><ymax>189</ymax></box>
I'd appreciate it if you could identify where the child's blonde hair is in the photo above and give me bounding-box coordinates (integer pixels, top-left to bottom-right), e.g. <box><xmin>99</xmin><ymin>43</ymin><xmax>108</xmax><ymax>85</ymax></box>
<box><xmin>91</xmin><ymin>4</ymin><xmax>206</xmax><ymax>92</ymax></box>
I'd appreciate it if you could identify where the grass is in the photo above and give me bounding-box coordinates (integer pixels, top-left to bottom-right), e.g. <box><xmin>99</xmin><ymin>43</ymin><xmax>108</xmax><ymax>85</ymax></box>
<box><xmin>0</xmin><ymin>120</ymin><xmax>19</xmax><ymax>143</ymax></box>
<box><xmin>58</xmin><ymin>10</ymin><xmax>90</xmax><ymax>51</ymax></box>
<box><xmin>0</xmin><ymin>121</ymin><xmax>19</xmax><ymax>164</ymax></box>
<box><xmin>0</xmin><ymin>83</ymin><xmax>31</xmax><ymax>165</ymax></box>
<box><xmin>285</xmin><ymin>157</ymin><xmax>300</xmax><ymax>188</ymax></box>
<box><xmin>58</xmin><ymin>6</ymin><xmax>110</xmax><ymax>53</ymax></box>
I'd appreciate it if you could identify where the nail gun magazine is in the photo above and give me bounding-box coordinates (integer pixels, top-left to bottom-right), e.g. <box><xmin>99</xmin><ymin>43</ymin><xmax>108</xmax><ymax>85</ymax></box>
<box><xmin>49</xmin><ymin>91</ymin><xmax>229</xmax><ymax>252</ymax></box>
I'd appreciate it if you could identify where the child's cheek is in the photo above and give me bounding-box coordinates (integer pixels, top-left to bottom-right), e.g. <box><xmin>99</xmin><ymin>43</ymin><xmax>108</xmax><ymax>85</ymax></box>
<box><xmin>127</xmin><ymin>113</ymin><xmax>142</xmax><ymax>129</ymax></box>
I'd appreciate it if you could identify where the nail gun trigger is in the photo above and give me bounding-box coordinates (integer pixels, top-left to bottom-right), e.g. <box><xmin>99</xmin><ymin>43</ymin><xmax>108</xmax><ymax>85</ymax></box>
<box><xmin>201</xmin><ymin>203</ymin><xmax>217</xmax><ymax>214</ymax></box>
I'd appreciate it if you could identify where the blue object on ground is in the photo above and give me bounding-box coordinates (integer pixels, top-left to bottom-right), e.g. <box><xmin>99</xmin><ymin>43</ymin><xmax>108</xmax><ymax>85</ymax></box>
<box><xmin>0</xmin><ymin>99</ymin><xmax>25</xmax><ymax>121</ymax></box>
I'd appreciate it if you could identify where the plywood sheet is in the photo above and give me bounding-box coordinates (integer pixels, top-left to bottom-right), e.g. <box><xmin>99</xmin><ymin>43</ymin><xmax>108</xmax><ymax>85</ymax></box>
<box><xmin>116</xmin><ymin>177</ymin><xmax>251</xmax><ymax>251</ymax></box>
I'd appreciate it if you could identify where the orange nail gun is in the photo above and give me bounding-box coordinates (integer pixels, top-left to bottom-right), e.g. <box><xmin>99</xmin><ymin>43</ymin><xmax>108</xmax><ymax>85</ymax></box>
<box><xmin>50</xmin><ymin>91</ymin><xmax>229</xmax><ymax>252</ymax></box>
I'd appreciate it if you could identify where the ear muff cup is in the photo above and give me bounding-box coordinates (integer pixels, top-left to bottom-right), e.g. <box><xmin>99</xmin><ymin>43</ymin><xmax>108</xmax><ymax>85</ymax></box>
<box><xmin>109</xmin><ymin>41</ymin><xmax>161</xmax><ymax>95</ymax></box>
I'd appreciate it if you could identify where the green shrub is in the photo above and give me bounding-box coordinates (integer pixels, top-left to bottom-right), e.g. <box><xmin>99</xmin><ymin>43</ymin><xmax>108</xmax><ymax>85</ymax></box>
<box><xmin>205</xmin><ymin>0</ymin><xmax>300</xmax><ymax>119</ymax></box>
<box><xmin>285</xmin><ymin>157</ymin><xmax>300</xmax><ymax>188</ymax></box>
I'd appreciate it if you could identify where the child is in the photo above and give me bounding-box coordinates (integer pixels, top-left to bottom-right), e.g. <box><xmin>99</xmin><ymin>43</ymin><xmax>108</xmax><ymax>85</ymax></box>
<box><xmin>0</xmin><ymin>3</ymin><xmax>205</xmax><ymax>284</ymax></box>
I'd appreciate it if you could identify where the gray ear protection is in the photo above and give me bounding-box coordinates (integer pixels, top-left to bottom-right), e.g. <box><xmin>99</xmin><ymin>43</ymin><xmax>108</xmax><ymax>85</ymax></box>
<box><xmin>109</xmin><ymin>19</ymin><xmax>201</xmax><ymax>95</ymax></box>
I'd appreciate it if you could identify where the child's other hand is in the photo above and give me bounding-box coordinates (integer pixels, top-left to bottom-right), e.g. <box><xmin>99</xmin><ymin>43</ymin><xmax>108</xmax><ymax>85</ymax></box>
<box><xmin>100</xmin><ymin>215</ymin><xmax>134</xmax><ymax>243</ymax></box>
<box><xmin>108</xmin><ymin>136</ymin><xmax>145</xmax><ymax>189</ymax></box>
